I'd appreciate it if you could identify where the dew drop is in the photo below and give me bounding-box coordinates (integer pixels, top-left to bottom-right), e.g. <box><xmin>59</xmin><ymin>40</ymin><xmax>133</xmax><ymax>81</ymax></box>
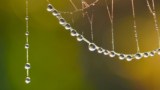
<box><xmin>25</xmin><ymin>16</ymin><xmax>29</xmax><ymax>21</ymax></box>
<box><xmin>25</xmin><ymin>63</ymin><xmax>31</xmax><ymax>70</ymax></box>
<box><xmin>25</xmin><ymin>77</ymin><xmax>31</xmax><ymax>84</ymax></box>
<box><xmin>119</xmin><ymin>54</ymin><xmax>126</xmax><ymax>60</ymax></box>
<box><xmin>47</xmin><ymin>4</ymin><xmax>54</xmax><ymax>12</ymax></box>
<box><xmin>89</xmin><ymin>43</ymin><xmax>96</xmax><ymax>51</ymax></box>
<box><xmin>109</xmin><ymin>51</ymin><xmax>116</xmax><ymax>57</ymax></box>
<box><xmin>149</xmin><ymin>51</ymin><xmax>155</xmax><ymax>57</ymax></box>
<box><xmin>65</xmin><ymin>23</ymin><xmax>71</xmax><ymax>30</ymax></box>
<box><xmin>97</xmin><ymin>47</ymin><xmax>104</xmax><ymax>53</ymax></box>
<box><xmin>157</xmin><ymin>49</ymin><xmax>160</xmax><ymax>55</ymax></box>
<box><xmin>77</xmin><ymin>35</ymin><xmax>83</xmax><ymax>42</ymax></box>
<box><xmin>70</xmin><ymin>29</ymin><xmax>78</xmax><ymax>36</ymax></box>
<box><xmin>126</xmin><ymin>55</ymin><xmax>133</xmax><ymax>61</ymax></box>
<box><xmin>25</xmin><ymin>31</ymin><xmax>29</xmax><ymax>36</ymax></box>
<box><xmin>59</xmin><ymin>18</ymin><xmax>66</xmax><ymax>25</ymax></box>
<box><xmin>144</xmin><ymin>52</ymin><xmax>149</xmax><ymax>58</ymax></box>
<box><xmin>103</xmin><ymin>50</ymin><xmax>109</xmax><ymax>55</ymax></box>
<box><xmin>25</xmin><ymin>44</ymin><xmax>29</xmax><ymax>49</ymax></box>
<box><xmin>55</xmin><ymin>15</ymin><xmax>62</xmax><ymax>19</ymax></box>
<box><xmin>52</xmin><ymin>10</ymin><xmax>60</xmax><ymax>16</ymax></box>
<box><xmin>135</xmin><ymin>53</ymin><xmax>143</xmax><ymax>60</ymax></box>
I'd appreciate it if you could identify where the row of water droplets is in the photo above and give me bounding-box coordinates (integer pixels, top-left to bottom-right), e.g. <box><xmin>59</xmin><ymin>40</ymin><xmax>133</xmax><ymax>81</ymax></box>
<box><xmin>47</xmin><ymin>3</ymin><xmax>160</xmax><ymax>61</ymax></box>
<box><xmin>25</xmin><ymin>0</ymin><xmax>31</xmax><ymax>84</ymax></box>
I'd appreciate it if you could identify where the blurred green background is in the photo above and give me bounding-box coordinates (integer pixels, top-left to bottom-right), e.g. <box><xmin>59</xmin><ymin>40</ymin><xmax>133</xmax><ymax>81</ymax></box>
<box><xmin>1</xmin><ymin>0</ymin><xmax>160</xmax><ymax>90</ymax></box>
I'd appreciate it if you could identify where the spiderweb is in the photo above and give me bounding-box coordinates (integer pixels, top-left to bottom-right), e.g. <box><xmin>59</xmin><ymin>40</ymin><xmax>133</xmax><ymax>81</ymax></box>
<box><xmin>47</xmin><ymin>0</ymin><xmax>160</xmax><ymax>61</ymax></box>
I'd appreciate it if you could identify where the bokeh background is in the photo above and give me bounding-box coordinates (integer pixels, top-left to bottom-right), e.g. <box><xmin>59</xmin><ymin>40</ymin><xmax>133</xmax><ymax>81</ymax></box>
<box><xmin>1</xmin><ymin>0</ymin><xmax>160</xmax><ymax>90</ymax></box>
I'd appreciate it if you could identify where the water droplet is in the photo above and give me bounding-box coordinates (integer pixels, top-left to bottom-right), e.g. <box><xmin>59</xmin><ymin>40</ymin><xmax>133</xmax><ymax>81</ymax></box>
<box><xmin>25</xmin><ymin>44</ymin><xmax>29</xmax><ymax>49</ymax></box>
<box><xmin>55</xmin><ymin>15</ymin><xmax>62</xmax><ymax>19</ymax></box>
<box><xmin>157</xmin><ymin>49</ymin><xmax>160</xmax><ymax>55</ymax></box>
<box><xmin>89</xmin><ymin>43</ymin><xmax>96</xmax><ymax>51</ymax></box>
<box><xmin>135</xmin><ymin>53</ymin><xmax>143</xmax><ymax>60</ymax></box>
<box><xmin>65</xmin><ymin>23</ymin><xmax>71</xmax><ymax>30</ymax></box>
<box><xmin>109</xmin><ymin>51</ymin><xmax>116</xmax><ymax>57</ymax></box>
<box><xmin>59</xmin><ymin>18</ymin><xmax>66</xmax><ymax>25</ymax></box>
<box><xmin>25</xmin><ymin>16</ymin><xmax>29</xmax><ymax>20</ymax></box>
<box><xmin>25</xmin><ymin>31</ymin><xmax>29</xmax><ymax>36</ymax></box>
<box><xmin>70</xmin><ymin>29</ymin><xmax>78</xmax><ymax>36</ymax></box>
<box><xmin>126</xmin><ymin>55</ymin><xmax>133</xmax><ymax>61</ymax></box>
<box><xmin>144</xmin><ymin>52</ymin><xmax>149</xmax><ymax>58</ymax></box>
<box><xmin>25</xmin><ymin>63</ymin><xmax>31</xmax><ymax>70</ymax></box>
<box><xmin>77</xmin><ymin>35</ymin><xmax>83</xmax><ymax>42</ymax></box>
<box><xmin>25</xmin><ymin>77</ymin><xmax>31</xmax><ymax>84</ymax></box>
<box><xmin>97</xmin><ymin>47</ymin><xmax>104</xmax><ymax>53</ymax></box>
<box><xmin>103</xmin><ymin>50</ymin><xmax>109</xmax><ymax>55</ymax></box>
<box><xmin>119</xmin><ymin>54</ymin><xmax>126</xmax><ymax>60</ymax></box>
<box><xmin>149</xmin><ymin>51</ymin><xmax>155</xmax><ymax>57</ymax></box>
<box><xmin>52</xmin><ymin>10</ymin><xmax>60</xmax><ymax>16</ymax></box>
<box><xmin>47</xmin><ymin>4</ymin><xmax>54</xmax><ymax>12</ymax></box>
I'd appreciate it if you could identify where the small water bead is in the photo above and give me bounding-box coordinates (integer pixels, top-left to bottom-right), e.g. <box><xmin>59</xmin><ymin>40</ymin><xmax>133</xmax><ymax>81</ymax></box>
<box><xmin>77</xmin><ymin>35</ymin><xmax>83</xmax><ymax>42</ymax></box>
<box><xmin>144</xmin><ymin>52</ymin><xmax>149</xmax><ymax>58</ymax></box>
<box><xmin>103</xmin><ymin>50</ymin><xmax>109</xmax><ymax>55</ymax></box>
<box><xmin>56</xmin><ymin>14</ymin><xmax>62</xmax><ymax>19</ymax></box>
<box><xmin>25</xmin><ymin>44</ymin><xmax>29</xmax><ymax>49</ymax></box>
<box><xmin>59</xmin><ymin>18</ymin><xmax>66</xmax><ymax>25</ymax></box>
<box><xmin>149</xmin><ymin>51</ymin><xmax>155</xmax><ymax>57</ymax></box>
<box><xmin>70</xmin><ymin>29</ymin><xmax>78</xmax><ymax>36</ymax></box>
<box><xmin>25</xmin><ymin>77</ymin><xmax>31</xmax><ymax>84</ymax></box>
<box><xmin>65</xmin><ymin>23</ymin><xmax>71</xmax><ymax>30</ymax></box>
<box><xmin>119</xmin><ymin>54</ymin><xmax>126</xmax><ymax>60</ymax></box>
<box><xmin>109</xmin><ymin>51</ymin><xmax>116</xmax><ymax>57</ymax></box>
<box><xmin>25</xmin><ymin>16</ymin><xmax>29</xmax><ymax>21</ymax></box>
<box><xmin>97</xmin><ymin>47</ymin><xmax>104</xmax><ymax>53</ymax></box>
<box><xmin>25</xmin><ymin>63</ymin><xmax>31</xmax><ymax>70</ymax></box>
<box><xmin>47</xmin><ymin>4</ymin><xmax>54</xmax><ymax>12</ymax></box>
<box><xmin>135</xmin><ymin>53</ymin><xmax>143</xmax><ymax>60</ymax></box>
<box><xmin>52</xmin><ymin>10</ymin><xmax>60</xmax><ymax>16</ymax></box>
<box><xmin>25</xmin><ymin>31</ymin><xmax>29</xmax><ymax>36</ymax></box>
<box><xmin>89</xmin><ymin>43</ymin><xmax>97</xmax><ymax>51</ymax></box>
<box><xmin>157</xmin><ymin>49</ymin><xmax>160</xmax><ymax>55</ymax></box>
<box><xmin>126</xmin><ymin>55</ymin><xmax>133</xmax><ymax>61</ymax></box>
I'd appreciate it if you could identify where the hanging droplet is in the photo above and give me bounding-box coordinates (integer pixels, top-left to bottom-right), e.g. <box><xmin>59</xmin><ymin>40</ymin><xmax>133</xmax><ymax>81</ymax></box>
<box><xmin>70</xmin><ymin>29</ymin><xmax>78</xmax><ymax>36</ymax></box>
<box><xmin>77</xmin><ymin>35</ymin><xmax>83</xmax><ymax>42</ymax></box>
<box><xmin>157</xmin><ymin>49</ymin><xmax>160</xmax><ymax>55</ymax></box>
<box><xmin>25</xmin><ymin>16</ymin><xmax>29</xmax><ymax>21</ymax></box>
<box><xmin>59</xmin><ymin>18</ymin><xmax>66</xmax><ymax>25</ymax></box>
<box><xmin>25</xmin><ymin>63</ymin><xmax>31</xmax><ymax>70</ymax></box>
<box><xmin>55</xmin><ymin>14</ymin><xmax>62</xmax><ymax>19</ymax></box>
<box><xmin>143</xmin><ymin>52</ymin><xmax>149</xmax><ymax>58</ymax></box>
<box><xmin>119</xmin><ymin>54</ymin><xmax>126</xmax><ymax>60</ymax></box>
<box><xmin>65</xmin><ymin>23</ymin><xmax>71</xmax><ymax>30</ymax></box>
<box><xmin>126</xmin><ymin>55</ymin><xmax>133</xmax><ymax>61</ymax></box>
<box><xmin>103</xmin><ymin>50</ymin><xmax>109</xmax><ymax>55</ymax></box>
<box><xmin>52</xmin><ymin>10</ymin><xmax>60</xmax><ymax>16</ymax></box>
<box><xmin>25</xmin><ymin>77</ymin><xmax>31</xmax><ymax>84</ymax></box>
<box><xmin>97</xmin><ymin>47</ymin><xmax>104</xmax><ymax>53</ymax></box>
<box><xmin>89</xmin><ymin>43</ymin><xmax>97</xmax><ymax>51</ymax></box>
<box><xmin>25</xmin><ymin>31</ymin><xmax>29</xmax><ymax>36</ymax></box>
<box><xmin>149</xmin><ymin>51</ymin><xmax>155</xmax><ymax>57</ymax></box>
<box><xmin>109</xmin><ymin>51</ymin><xmax>116</xmax><ymax>57</ymax></box>
<box><xmin>47</xmin><ymin>4</ymin><xmax>54</xmax><ymax>12</ymax></box>
<box><xmin>135</xmin><ymin>53</ymin><xmax>143</xmax><ymax>60</ymax></box>
<box><xmin>25</xmin><ymin>44</ymin><xmax>29</xmax><ymax>49</ymax></box>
